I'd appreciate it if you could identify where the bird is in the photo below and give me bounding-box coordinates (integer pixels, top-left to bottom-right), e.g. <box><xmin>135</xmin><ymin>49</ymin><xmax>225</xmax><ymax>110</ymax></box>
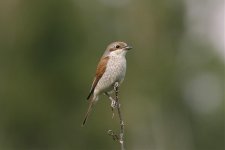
<box><xmin>82</xmin><ymin>41</ymin><xmax>132</xmax><ymax>126</ymax></box>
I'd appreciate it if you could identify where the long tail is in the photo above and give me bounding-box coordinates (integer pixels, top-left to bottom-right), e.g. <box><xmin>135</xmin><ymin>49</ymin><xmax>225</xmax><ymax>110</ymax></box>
<box><xmin>82</xmin><ymin>100</ymin><xmax>95</xmax><ymax>126</ymax></box>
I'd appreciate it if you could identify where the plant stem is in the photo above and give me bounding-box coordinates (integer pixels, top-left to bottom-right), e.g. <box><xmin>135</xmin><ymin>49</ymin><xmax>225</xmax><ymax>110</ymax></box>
<box><xmin>114</xmin><ymin>82</ymin><xmax>125</xmax><ymax>150</ymax></box>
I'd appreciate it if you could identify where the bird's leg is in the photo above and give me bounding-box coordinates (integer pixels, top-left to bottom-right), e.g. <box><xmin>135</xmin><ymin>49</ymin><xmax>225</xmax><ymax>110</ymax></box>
<box><xmin>104</xmin><ymin>92</ymin><xmax>116</xmax><ymax>118</ymax></box>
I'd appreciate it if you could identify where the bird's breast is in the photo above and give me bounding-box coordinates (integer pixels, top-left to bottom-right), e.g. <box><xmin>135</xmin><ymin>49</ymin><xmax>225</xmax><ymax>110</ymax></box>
<box><xmin>106</xmin><ymin>56</ymin><xmax>126</xmax><ymax>82</ymax></box>
<box><xmin>95</xmin><ymin>56</ymin><xmax>127</xmax><ymax>93</ymax></box>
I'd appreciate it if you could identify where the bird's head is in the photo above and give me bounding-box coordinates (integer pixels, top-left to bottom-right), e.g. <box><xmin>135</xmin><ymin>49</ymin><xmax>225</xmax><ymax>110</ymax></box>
<box><xmin>103</xmin><ymin>41</ymin><xmax>132</xmax><ymax>57</ymax></box>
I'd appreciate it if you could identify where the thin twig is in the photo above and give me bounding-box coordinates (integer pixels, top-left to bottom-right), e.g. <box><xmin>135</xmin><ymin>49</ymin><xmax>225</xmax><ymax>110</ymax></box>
<box><xmin>114</xmin><ymin>82</ymin><xmax>125</xmax><ymax>150</ymax></box>
<box><xmin>106</xmin><ymin>82</ymin><xmax>126</xmax><ymax>150</ymax></box>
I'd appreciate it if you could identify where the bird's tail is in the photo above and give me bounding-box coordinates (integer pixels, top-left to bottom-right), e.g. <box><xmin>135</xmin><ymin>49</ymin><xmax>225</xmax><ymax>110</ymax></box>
<box><xmin>82</xmin><ymin>95</ymin><xmax>98</xmax><ymax>126</ymax></box>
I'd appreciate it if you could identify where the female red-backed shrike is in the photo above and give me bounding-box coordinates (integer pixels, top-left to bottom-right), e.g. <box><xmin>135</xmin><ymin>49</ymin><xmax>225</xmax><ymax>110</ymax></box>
<box><xmin>82</xmin><ymin>41</ymin><xmax>132</xmax><ymax>126</ymax></box>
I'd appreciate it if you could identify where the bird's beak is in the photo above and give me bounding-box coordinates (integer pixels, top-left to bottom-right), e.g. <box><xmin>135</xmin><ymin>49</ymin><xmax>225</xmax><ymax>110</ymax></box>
<box><xmin>124</xmin><ymin>45</ymin><xmax>132</xmax><ymax>50</ymax></box>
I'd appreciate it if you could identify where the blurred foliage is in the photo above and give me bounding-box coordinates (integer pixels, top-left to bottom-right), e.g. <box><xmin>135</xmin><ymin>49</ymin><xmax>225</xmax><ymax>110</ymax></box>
<box><xmin>0</xmin><ymin>0</ymin><xmax>224</xmax><ymax>150</ymax></box>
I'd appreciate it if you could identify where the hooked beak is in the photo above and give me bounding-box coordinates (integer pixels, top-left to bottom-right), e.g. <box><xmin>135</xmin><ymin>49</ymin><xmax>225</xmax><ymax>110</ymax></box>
<box><xmin>124</xmin><ymin>45</ymin><xmax>132</xmax><ymax>50</ymax></box>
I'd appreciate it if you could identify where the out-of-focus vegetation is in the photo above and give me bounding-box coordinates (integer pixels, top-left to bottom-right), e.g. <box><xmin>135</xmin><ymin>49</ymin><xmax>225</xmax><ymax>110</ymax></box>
<box><xmin>0</xmin><ymin>0</ymin><xmax>224</xmax><ymax>150</ymax></box>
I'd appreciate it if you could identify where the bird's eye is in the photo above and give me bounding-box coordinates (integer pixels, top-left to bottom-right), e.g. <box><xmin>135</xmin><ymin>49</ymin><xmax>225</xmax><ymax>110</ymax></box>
<box><xmin>115</xmin><ymin>45</ymin><xmax>120</xmax><ymax>48</ymax></box>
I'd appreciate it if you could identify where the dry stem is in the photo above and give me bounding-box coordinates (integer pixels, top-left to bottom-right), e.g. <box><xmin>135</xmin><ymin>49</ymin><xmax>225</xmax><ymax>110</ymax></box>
<box><xmin>107</xmin><ymin>82</ymin><xmax>125</xmax><ymax>150</ymax></box>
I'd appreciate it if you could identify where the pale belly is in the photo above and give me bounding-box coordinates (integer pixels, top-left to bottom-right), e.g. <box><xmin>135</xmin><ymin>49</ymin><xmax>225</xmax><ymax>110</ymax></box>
<box><xmin>95</xmin><ymin>56</ymin><xmax>126</xmax><ymax>94</ymax></box>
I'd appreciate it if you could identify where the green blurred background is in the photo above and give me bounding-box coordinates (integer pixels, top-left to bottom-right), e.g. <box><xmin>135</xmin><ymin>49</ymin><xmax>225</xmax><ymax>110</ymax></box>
<box><xmin>0</xmin><ymin>0</ymin><xmax>224</xmax><ymax>150</ymax></box>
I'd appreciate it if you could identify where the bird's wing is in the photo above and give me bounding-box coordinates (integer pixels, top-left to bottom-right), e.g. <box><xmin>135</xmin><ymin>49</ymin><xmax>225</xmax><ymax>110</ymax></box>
<box><xmin>86</xmin><ymin>56</ymin><xmax>109</xmax><ymax>100</ymax></box>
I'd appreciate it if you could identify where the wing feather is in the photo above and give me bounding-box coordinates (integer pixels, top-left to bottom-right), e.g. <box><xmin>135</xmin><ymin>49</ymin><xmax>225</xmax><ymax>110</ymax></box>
<box><xmin>86</xmin><ymin>56</ymin><xmax>109</xmax><ymax>100</ymax></box>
